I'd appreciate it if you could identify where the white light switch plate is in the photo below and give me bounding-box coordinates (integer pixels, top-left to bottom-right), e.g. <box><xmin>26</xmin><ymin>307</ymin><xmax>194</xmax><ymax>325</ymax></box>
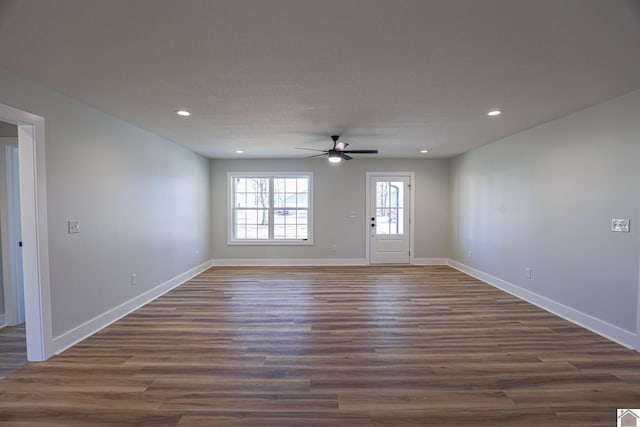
<box><xmin>611</xmin><ymin>218</ymin><xmax>630</xmax><ymax>233</ymax></box>
<box><xmin>68</xmin><ymin>220</ymin><xmax>80</xmax><ymax>234</ymax></box>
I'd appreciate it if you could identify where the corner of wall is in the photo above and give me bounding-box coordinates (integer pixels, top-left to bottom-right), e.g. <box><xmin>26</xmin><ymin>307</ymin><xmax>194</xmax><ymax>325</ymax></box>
<box><xmin>447</xmin><ymin>258</ymin><xmax>637</xmax><ymax>350</ymax></box>
<box><xmin>51</xmin><ymin>259</ymin><xmax>213</xmax><ymax>356</ymax></box>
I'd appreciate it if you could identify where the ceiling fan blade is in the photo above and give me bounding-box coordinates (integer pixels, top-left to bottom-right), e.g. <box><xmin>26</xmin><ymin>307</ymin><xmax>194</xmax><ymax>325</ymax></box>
<box><xmin>295</xmin><ymin>147</ymin><xmax>328</xmax><ymax>152</ymax></box>
<box><xmin>342</xmin><ymin>153</ymin><xmax>353</xmax><ymax>160</ymax></box>
<box><xmin>306</xmin><ymin>153</ymin><xmax>326</xmax><ymax>159</ymax></box>
<box><xmin>342</xmin><ymin>149</ymin><xmax>379</xmax><ymax>154</ymax></box>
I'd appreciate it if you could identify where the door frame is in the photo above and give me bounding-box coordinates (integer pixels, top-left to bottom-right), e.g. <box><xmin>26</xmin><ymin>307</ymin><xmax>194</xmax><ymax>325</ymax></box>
<box><xmin>0</xmin><ymin>102</ymin><xmax>53</xmax><ymax>361</ymax></box>
<box><xmin>637</xmin><ymin>255</ymin><xmax>640</xmax><ymax>350</ymax></box>
<box><xmin>365</xmin><ymin>172</ymin><xmax>415</xmax><ymax>265</ymax></box>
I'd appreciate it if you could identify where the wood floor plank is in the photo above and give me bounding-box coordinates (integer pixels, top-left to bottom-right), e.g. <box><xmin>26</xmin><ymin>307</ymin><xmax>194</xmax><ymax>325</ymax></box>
<box><xmin>0</xmin><ymin>325</ymin><xmax>27</xmax><ymax>385</ymax></box>
<box><xmin>1</xmin><ymin>265</ymin><xmax>639</xmax><ymax>425</ymax></box>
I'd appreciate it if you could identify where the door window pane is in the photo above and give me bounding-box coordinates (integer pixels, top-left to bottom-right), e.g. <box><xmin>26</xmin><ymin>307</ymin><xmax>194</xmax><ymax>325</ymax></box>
<box><xmin>375</xmin><ymin>181</ymin><xmax>404</xmax><ymax>235</ymax></box>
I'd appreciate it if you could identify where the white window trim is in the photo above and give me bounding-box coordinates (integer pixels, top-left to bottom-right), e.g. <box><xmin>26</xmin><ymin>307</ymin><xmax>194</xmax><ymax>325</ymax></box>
<box><xmin>227</xmin><ymin>172</ymin><xmax>314</xmax><ymax>245</ymax></box>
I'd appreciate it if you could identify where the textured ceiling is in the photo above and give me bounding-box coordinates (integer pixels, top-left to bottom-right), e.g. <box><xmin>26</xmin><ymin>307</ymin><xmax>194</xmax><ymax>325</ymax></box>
<box><xmin>0</xmin><ymin>0</ymin><xmax>638</xmax><ymax>159</ymax></box>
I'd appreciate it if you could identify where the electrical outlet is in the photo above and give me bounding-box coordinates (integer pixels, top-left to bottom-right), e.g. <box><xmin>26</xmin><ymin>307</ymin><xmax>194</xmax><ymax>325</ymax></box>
<box><xmin>525</xmin><ymin>267</ymin><xmax>532</xmax><ymax>279</ymax></box>
<box><xmin>130</xmin><ymin>273</ymin><xmax>137</xmax><ymax>286</ymax></box>
<box><xmin>67</xmin><ymin>220</ymin><xmax>80</xmax><ymax>234</ymax></box>
<box><xmin>331</xmin><ymin>244</ymin><xmax>337</xmax><ymax>252</ymax></box>
<box><xmin>611</xmin><ymin>218</ymin><xmax>630</xmax><ymax>232</ymax></box>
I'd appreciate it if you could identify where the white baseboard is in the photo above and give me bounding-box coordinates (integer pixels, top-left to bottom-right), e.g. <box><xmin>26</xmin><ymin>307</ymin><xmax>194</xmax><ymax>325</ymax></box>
<box><xmin>447</xmin><ymin>259</ymin><xmax>637</xmax><ymax>350</ymax></box>
<box><xmin>0</xmin><ymin>313</ymin><xmax>5</xmax><ymax>329</ymax></box>
<box><xmin>212</xmin><ymin>258</ymin><xmax>368</xmax><ymax>266</ymax></box>
<box><xmin>413</xmin><ymin>258</ymin><xmax>448</xmax><ymax>266</ymax></box>
<box><xmin>212</xmin><ymin>258</ymin><xmax>449</xmax><ymax>267</ymax></box>
<box><xmin>51</xmin><ymin>260</ymin><xmax>213</xmax><ymax>355</ymax></box>
<box><xmin>49</xmin><ymin>257</ymin><xmax>634</xmax><ymax>356</ymax></box>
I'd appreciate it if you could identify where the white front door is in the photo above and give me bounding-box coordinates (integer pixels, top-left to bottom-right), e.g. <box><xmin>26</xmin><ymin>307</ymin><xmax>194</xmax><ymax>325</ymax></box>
<box><xmin>368</xmin><ymin>174</ymin><xmax>412</xmax><ymax>264</ymax></box>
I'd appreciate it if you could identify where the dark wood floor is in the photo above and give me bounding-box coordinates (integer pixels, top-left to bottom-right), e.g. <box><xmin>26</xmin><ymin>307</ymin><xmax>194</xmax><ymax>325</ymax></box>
<box><xmin>1</xmin><ymin>265</ymin><xmax>639</xmax><ymax>426</ymax></box>
<box><xmin>0</xmin><ymin>324</ymin><xmax>26</xmax><ymax>384</ymax></box>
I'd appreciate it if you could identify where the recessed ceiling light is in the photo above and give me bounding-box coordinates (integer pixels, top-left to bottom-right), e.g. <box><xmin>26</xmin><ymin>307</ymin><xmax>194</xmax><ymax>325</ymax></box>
<box><xmin>420</xmin><ymin>149</ymin><xmax>429</xmax><ymax>153</ymax></box>
<box><xmin>487</xmin><ymin>110</ymin><xmax>502</xmax><ymax>116</ymax></box>
<box><xmin>235</xmin><ymin>150</ymin><xmax>244</xmax><ymax>154</ymax></box>
<box><xmin>175</xmin><ymin>110</ymin><xmax>191</xmax><ymax>117</ymax></box>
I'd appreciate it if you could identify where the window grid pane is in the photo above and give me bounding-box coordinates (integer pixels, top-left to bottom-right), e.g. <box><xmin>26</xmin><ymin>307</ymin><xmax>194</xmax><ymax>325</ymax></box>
<box><xmin>233</xmin><ymin>175</ymin><xmax>310</xmax><ymax>242</ymax></box>
<box><xmin>234</xmin><ymin>208</ymin><xmax>269</xmax><ymax>240</ymax></box>
<box><xmin>274</xmin><ymin>209</ymin><xmax>308</xmax><ymax>239</ymax></box>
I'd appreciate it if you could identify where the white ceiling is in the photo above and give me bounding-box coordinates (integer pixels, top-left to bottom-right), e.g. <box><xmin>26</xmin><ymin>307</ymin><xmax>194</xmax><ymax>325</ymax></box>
<box><xmin>0</xmin><ymin>0</ymin><xmax>638</xmax><ymax>159</ymax></box>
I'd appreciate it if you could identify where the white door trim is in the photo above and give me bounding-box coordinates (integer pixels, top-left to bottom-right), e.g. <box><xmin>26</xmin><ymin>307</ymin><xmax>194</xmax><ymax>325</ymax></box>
<box><xmin>0</xmin><ymin>103</ymin><xmax>53</xmax><ymax>361</ymax></box>
<box><xmin>637</xmin><ymin>253</ymin><xmax>640</xmax><ymax>350</ymax></box>
<box><xmin>365</xmin><ymin>172</ymin><xmax>415</xmax><ymax>265</ymax></box>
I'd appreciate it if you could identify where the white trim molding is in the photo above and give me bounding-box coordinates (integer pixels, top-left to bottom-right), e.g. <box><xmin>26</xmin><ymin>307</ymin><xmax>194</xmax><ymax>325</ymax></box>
<box><xmin>0</xmin><ymin>313</ymin><xmax>6</xmax><ymax>329</ymax></box>
<box><xmin>212</xmin><ymin>258</ymin><xmax>449</xmax><ymax>267</ymax></box>
<box><xmin>212</xmin><ymin>258</ymin><xmax>368</xmax><ymax>267</ymax></box>
<box><xmin>52</xmin><ymin>260</ymin><xmax>213</xmax><ymax>355</ymax></box>
<box><xmin>637</xmin><ymin>254</ymin><xmax>640</xmax><ymax>350</ymax></box>
<box><xmin>447</xmin><ymin>259</ymin><xmax>637</xmax><ymax>350</ymax></box>
<box><xmin>413</xmin><ymin>258</ymin><xmax>448</xmax><ymax>266</ymax></box>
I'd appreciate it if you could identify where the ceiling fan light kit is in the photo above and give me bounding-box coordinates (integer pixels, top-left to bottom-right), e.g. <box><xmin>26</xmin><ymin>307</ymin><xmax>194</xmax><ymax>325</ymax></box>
<box><xmin>328</xmin><ymin>151</ymin><xmax>342</xmax><ymax>163</ymax></box>
<box><xmin>296</xmin><ymin>135</ymin><xmax>379</xmax><ymax>163</ymax></box>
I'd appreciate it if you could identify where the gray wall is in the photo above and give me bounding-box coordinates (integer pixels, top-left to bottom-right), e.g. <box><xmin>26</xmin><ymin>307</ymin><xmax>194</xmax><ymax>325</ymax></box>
<box><xmin>0</xmin><ymin>67</ymin><xmax>211</xmax><ymax>336</ymax></box>
<box><xmin>449</xmin><ymin>89</ymin><xmax>640</xmax><ymax>332</ymax></box>
<box><xmin>211</xmin><ymin>158</ymin><xmax>449</xmax><ymax>261</ymax></box>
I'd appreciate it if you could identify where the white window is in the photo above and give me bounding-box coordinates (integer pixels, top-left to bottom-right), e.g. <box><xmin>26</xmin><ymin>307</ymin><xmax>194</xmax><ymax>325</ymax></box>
<box><xmin>228</xmin><ymin>172</ymin><xmax>313</xmax><ymax>245</ymax></box>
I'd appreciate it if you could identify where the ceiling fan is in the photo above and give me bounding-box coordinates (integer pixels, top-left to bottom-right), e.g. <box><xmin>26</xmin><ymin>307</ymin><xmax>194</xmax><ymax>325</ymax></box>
<box><xmin>296</xmin><ymin>135</ymin><xmax>379</xmax><ymax>163</ymax></box>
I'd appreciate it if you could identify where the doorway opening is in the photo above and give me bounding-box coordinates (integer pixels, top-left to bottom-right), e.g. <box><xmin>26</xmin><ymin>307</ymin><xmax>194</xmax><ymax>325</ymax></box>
<box><xmin>0</xmin><ymin>124</ymin><xmax>25</xmax><ymax>328</ymax></box>
<box><xmin>0</xmin><ymin>103</ymin><xmax>52</xmax><ymax>361</ymax></box>
<box><xmin>0</xmin><ymin>121</ymin><xmax>26</xmax><ymax>370</ymax></box>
